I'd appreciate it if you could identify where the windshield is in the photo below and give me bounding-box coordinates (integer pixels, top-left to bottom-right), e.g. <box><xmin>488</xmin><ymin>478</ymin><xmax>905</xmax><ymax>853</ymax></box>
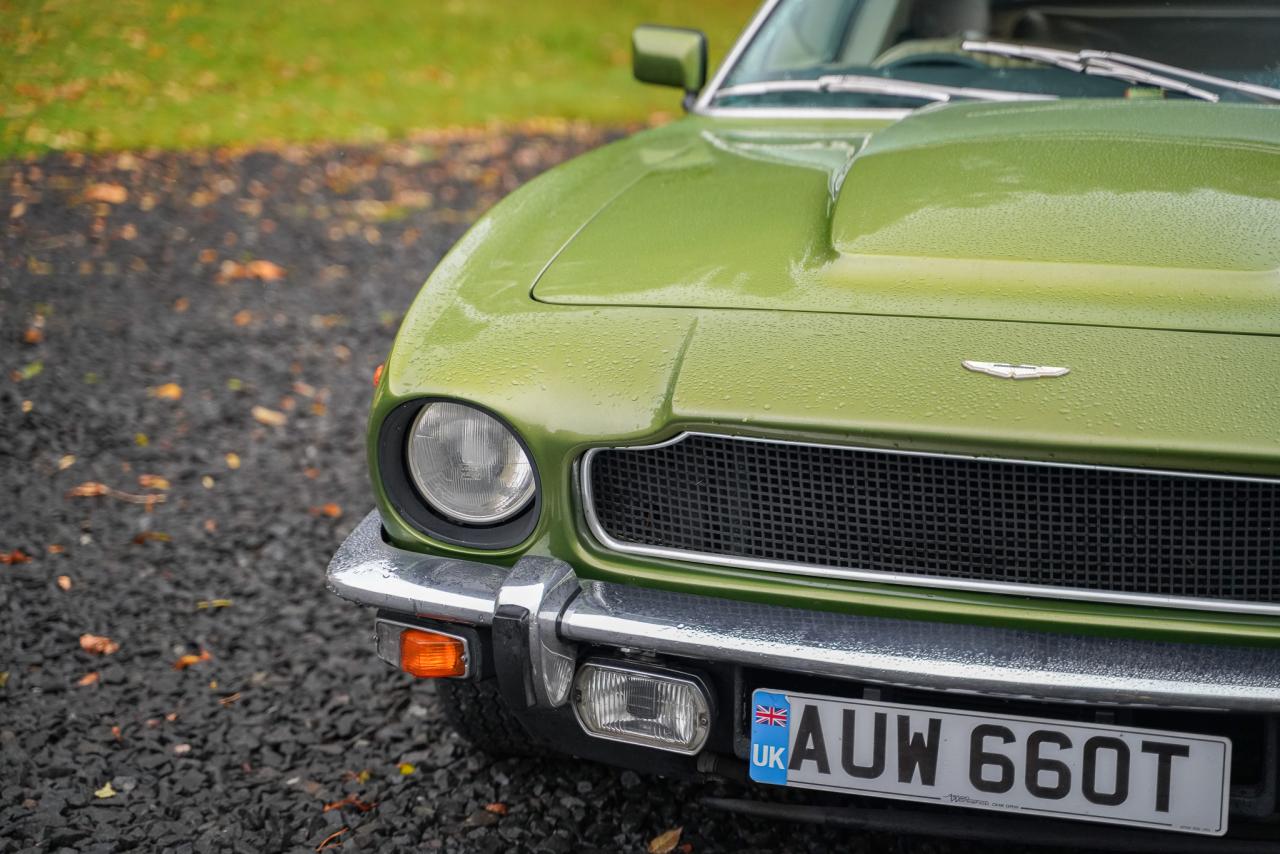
<box><xmin>713</xmin><ymin>0</ymin><xmax>1280</xmax><ymax>109</ymax></box>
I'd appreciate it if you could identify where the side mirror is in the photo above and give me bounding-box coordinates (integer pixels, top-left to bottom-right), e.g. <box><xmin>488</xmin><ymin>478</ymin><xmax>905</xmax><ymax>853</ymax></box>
<box><xmin>632</xmin><ymin>25</ymin><xmax>707</xmax><ymax>97</ymax></box>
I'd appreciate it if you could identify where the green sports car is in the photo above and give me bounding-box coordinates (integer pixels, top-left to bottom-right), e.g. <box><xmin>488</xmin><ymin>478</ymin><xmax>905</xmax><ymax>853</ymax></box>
<box><xmin>328</xmin><ymin>0</ymin><xmax>1280</xmax><ymax>846</ymax></box>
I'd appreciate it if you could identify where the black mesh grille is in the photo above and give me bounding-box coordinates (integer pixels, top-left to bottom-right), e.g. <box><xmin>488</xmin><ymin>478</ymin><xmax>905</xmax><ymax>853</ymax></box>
<box><xmin>586</xmin><ymin>435</ymin><xmax>1280</xmax><ymax>606</ymax></box>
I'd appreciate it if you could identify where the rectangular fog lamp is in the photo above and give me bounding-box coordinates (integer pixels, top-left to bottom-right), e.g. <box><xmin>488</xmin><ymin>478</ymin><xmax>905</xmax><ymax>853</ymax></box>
<box><xmin>572</xmin><ymin>661</ymin><xmax>710</xmax><ymax>754</ymax></box>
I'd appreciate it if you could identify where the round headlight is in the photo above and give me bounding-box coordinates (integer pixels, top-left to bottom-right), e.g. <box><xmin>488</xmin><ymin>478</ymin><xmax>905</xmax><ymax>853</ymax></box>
<box><xmin>406</xmin><ymin>402</ymin><xmax>535</xmax><ymax>525</ymax></box>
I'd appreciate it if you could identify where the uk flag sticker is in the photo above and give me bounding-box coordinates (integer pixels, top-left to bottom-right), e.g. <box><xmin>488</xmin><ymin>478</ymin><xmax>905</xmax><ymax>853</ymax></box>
<box><xmin>749</xmin><ymin>689</ymin><xmax>791</xmax><ymax>785</ymax></box>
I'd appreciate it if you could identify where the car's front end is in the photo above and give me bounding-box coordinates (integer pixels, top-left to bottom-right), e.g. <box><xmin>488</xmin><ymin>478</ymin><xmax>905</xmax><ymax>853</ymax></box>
<box><xmin>328</xmin><ymin>0</ymin><xmax>1280</xmax><ymax>848</ymax></box>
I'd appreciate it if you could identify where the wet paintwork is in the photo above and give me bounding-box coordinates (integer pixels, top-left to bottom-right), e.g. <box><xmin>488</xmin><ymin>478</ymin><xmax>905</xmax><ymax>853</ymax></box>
<box><xmin>369</xmin><ymin>99</ymin><xmax>1280</xmax><ymax>645</ymax></box>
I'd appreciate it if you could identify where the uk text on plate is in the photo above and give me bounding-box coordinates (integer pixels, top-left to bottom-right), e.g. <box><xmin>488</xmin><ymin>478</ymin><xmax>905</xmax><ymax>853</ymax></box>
<box><xmin>749</xmin><ymin>690</ymin><xmax>1231</xmax><ymax>836</ymax></box>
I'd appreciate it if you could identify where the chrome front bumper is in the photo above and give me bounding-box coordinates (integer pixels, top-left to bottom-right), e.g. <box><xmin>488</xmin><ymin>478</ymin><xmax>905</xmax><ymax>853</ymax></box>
<box><xmin>328</xmin><ymin>510</ymin><xmax>1280</xmax><ymax>713</ymax></box>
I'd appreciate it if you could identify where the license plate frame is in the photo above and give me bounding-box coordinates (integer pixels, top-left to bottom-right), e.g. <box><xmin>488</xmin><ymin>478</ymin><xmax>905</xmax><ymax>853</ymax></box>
<box><xmin>749</xmin><ymin>689</ymin><xmax>1231</xmax><ymax>836</ymax></box>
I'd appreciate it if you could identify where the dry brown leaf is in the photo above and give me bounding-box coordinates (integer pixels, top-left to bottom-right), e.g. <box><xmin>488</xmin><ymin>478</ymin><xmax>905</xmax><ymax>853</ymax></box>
<box><xmin>131</xmin><ymin>531</ymin><xmax>171</xmax><ymax>545</ymax></box>
<box><xmin>315</xmin><ymin>827</ymin><xmax>349</xmax><ymax>852</ymax></box>
<box><xmin>56</xmin><ymin>575</ymin><xmax>72</xmax><ymax>591</ymax></box>
<box><xmin>173</xmin><ymin>297</ymin><xmax>190</xmax><ymax>313</ymax></box>
<box><xmin>310</xmin><ymin>502</ymin><xmax>342</xmax><ymax>519</ymax></box>
<box><xmin>85</xmin><ymin>183</ymin><xmax>127</xmax><ymax>204</ymax></box>
<box><xmin>232</xmin><ymin>309</ymin><xmax>253</xmax><ymax>326</ymax></box>
<box><xmin>67</xmin><ymin>481</ymin><xmax>108</xmax><ymax>498</ymax></box>
<box><xmin>57</xmin><ymin>454</ymin><xmax>76</xmax><ymax>470</ymax></box>
<box><xmin>138</xmin><ymin>474</ymin><xmax>170</xmax><ymax>490</ymax></box>
<box><xmin>251</xmin><ymin>405</ymin><xmax>287</xmax><ymax>427</ymax></box>
<box><xmin>648</xmin><ymin>827</ymin><xmax>683</xmax><ymax>854</ymax></box>
<box><xmin>79</xmin><ymin>633</ymin><xmax>120</xmax><ymax>655</ymax></box>
<box><xmin>48</xmin><ymin>544</ymin><xmax>65</xmax><ymax>555</ymax></box>
<box><xmin>246</xmin><ymin>259</ymin><xmax>285</xmax><ymax>281</ymax></box>
<box><xmin>149</xmin><ymin>382</ymin><xmax>183</xmax><ymax>401</ymax></box>
<box><xmin>0</xmin><ymin>549</ymin><xmax>31</xmax><ymax>564</ymax></box>
<box><xmin>77</xmin><ymin>671</ymin><xmax>100</xmax><ymax>686</ymax></box>
<box><xmin>322</xmin><ymin>793</ymin><xmax>376</xmax><ymax>813</ymax></box>
<box><xmin>483</xmin><ymin>802</ymin><xmax>508</xmax><ymax>816</ymax></box>
<box><xmin>173</xmin><ymin>649</ymin><xmax>212</xmax><ymax>670</ymax></box>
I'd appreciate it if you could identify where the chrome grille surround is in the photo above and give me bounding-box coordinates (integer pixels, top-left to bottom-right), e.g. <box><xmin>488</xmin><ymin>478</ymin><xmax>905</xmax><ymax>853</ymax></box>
<box><xmin>579</xmin><ymin>433</ymin><xmax>1280</xmax><ymax>616</ymax></box>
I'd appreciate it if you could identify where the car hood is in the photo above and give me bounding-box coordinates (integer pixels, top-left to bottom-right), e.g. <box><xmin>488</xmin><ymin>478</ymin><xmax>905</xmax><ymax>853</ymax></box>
<box><xmin>532</xmin><ymin>101</ymin><xmax>1280</xmax><ymax>335</ymax></box>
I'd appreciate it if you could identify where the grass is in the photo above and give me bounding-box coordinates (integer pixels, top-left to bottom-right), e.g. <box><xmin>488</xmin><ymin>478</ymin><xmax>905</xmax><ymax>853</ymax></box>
<box><xmin>0</xmin><ymin>0</ymin><xmax>758</xmax><ymax>156</ymax></box>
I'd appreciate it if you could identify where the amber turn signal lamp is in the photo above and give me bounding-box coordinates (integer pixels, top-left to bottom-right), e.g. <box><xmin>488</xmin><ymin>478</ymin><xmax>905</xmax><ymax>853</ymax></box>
<box><xmin>372</xmin><ymin>362</ymin><xmax>384</xmax><ymax>387</ymax></box>
<box><xmin>399</xmin><ymin>628</ymin><xmax>467</xmax><ymax>678</ymax></box>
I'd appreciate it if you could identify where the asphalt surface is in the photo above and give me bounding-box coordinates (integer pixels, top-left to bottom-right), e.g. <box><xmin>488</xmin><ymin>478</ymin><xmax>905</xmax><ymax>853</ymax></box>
<box><xmin>3</xmin><ymin>132</ymin><xmax>1054</xmax><ymax>853</ymax></box>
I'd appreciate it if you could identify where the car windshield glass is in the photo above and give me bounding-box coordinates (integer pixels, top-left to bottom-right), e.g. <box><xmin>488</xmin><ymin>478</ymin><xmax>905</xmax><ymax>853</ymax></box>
<box><xmin>713</xmin><ymin>0</ymin><xmax>1280</xmax><ymax>110</ymax></box>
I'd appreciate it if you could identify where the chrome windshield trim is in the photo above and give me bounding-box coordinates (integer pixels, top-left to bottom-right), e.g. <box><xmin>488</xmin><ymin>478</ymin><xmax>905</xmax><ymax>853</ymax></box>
<box><xmin>578</xmin><ymin>432</ymin><xmax>1280</xmax><ymax>618</ymax></box>
<box><xmin>693</xmin><ymin>0</ymin><xmax>782</xmax><ymax>113</ymax></box>
<box><xmin>694</xmin><ymin>105</ymin><xmax>913</xmax><ymax>121</ymax></box>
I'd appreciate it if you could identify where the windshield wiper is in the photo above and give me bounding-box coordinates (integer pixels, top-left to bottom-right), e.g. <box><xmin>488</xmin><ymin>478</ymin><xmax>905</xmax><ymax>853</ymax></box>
<box><xmin>961</xmin><ymin>40</ymin><xmax>1280</xmax><ymax>104</ymax></box>
<box><xmin>712</xmin><ymin>73</ymin><xmax>1057</xmax><ymax>104</ymax></box>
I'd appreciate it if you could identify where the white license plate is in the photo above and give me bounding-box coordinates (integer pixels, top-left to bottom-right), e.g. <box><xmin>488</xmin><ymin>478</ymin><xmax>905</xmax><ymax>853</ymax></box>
<box><xmin>749</xmin><ymin>689</ymin><xmax>1231</xmax><ymax>836</ymax></box>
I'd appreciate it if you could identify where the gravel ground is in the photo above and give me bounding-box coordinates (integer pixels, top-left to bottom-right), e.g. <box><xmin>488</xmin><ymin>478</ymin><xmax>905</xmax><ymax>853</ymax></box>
<box><xmin>2</xmin><ymin>132</ymin><xmax>1050</xmax><ymax>854</ymax></box>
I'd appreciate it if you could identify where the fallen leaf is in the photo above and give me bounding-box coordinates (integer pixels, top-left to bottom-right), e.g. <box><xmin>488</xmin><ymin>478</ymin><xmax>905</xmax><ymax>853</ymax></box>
<box><xmin>173</xmin><ymin>743</ymin><xmax>191</xmax><ymax>755</ymax></box>
<box><xmin>484</xmin><ymin>802</ymin><xmax>508</xmax><ymax>816</ymax></box>
<box><xmin>48</xmin><ymin>544</ymin><xmax>65</xmax><ymax>555</ymax></box>
<box><xmin>10</xmin><ymin>360</ymin><xmax>43</xmax><ymax>381</ymax></box>
<box><xmin>218</xmin><ymin>692</ymin><xmax>241</xmax><ymax>706</ymax></box>
<box><xmin>173</xmin><ymin>297</ymin><xmax>190</xmax><ymax>313</ymax></box>
<box><xmin>0</xmin><ymin>549</ymin><xmax>31</xmax><ymax>564</ymax></box>
<box><xmin>94</xmin><ymin>782</ymin><xmax>118</xmax><ymax>799</ymax></box>
<box><xmin>135</xmin><ymin>432</ymin><xmax>149</xmax><ymax>447</ymax></box>
<box><xmin>76</xmin><ymin>671</ymin><xmax>100</xmax><ymax>686</ymax></box>
<box><xmin>217</xmin><ymin>259</ymin><xmax>287</xmax><ymax>283</ymax></box>
<box><xmin>56</xmin><ymin>575</ymin><xmax>72</xmax><ymax>591</ymax></box>
<box><xmin>225</xmin><ymin>452</ymin><xmax>241</xmax><ymax>470</ymax></box>
<box><xmin>85</xmin><ymin>183</ymin><xmax>127</xmax><ymax>204</ymax></box>
<box><xmin>322</xmin><ymin>793</ymin><xmax>376</xmax><ymax>813</ymax></box>
<box><xmin>398</xmin><ymin>763</ymin><xmax>415</xmax><ymax>776</ymax></box>
<box><xmin>232</xmin><ymin>309</ymin><xmax>253</xmax><ymax>327</ymax></box>
<box><xmin>79</xmin><ymin>634</ymin><xmax>120</xmax><ymax>655</ymax></box>
<box><xmin>649</xmin><ymin>827</ymin><xmax>683</xmax><ymax>854</ymax></box>
<box><xmin>173</xmin><ymin>649</ymin><xmax>212</xmax><ymax>670</ymax></box>
<box><xmin>23</xmin><ymin>316</ymin><xmax>44</xmax><ymax>344</ymax></box>
<box><xmin>315</xmin><ymin>827</ymin><xmax>349</xmax><ymax>852</ymax></box>
<box><xmin>21</xmin><ymin>400</ymin><xmax>32</xmax><ymax>413</ymax></box>
<box><xmin>251</xmin><ymin>405</ymin><xmax>287</xmax><ymax>427</ymax></box>
<box><xmin>196</xmin><ymin>598</ymin><xmax>232</xmax><ymax>609</ymax></box>
<box><xmin>0</xmin><ymin>672</ymin><xmax>8</xmax><ymax>688</ymax></box>
<box><xmin>57</xmin><ymin>454</ymin><xmax>76</xmax><ymax>470</ymax></box>
<box><xmin>246</xmin><ymin>259</ymin><xmax>286</xmax><ymax>281</ymax></box>
<box><xmin>356</xmin><ymin>769</ymin><xmax>371</xmax><ymax>784</ymax></box>
<box><xmin>149</xmin><ymin>382</ymin><xmax>183</xmax><ymax>400</ymax></box>
<box><xmin>131</xmin><ymin>531</ymin><xmax>171</xmax><ymax>545</ymax></box>
<box><xmin>202</xmin><ymin>518</ymin><xmax>217</xmax><ymax>532</ymax></box>
<box><xmin>310</xmin><ymin>502</ymin><xmax>342</xmax><ymax>519</ymax></box>
<box><xmin>67</xmin><ymin>481</ymin><xmax>108</xmax><ymax>498</ymax></box>
<box><xmin>138</xmin><ymin>474</ymin><xmax>170</xmax><ymax>490</ymax></box>
<box><xmin>165</xmin><ymin>712</ymin><xmax>178</xmax><ymax>722</ymax></box>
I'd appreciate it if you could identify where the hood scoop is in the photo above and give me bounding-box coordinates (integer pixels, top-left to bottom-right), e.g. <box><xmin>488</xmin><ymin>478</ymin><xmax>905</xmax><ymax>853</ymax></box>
<box><xmin>533</xmin><ymin>102</ymin><xmax>1280</xmax><ymax>335</ymax></box>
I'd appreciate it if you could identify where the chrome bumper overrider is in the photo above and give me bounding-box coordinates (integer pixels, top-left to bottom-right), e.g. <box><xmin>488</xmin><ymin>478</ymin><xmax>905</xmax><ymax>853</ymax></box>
<box><xmin>328</xmin><ymin>510</ymin><xmax>1280</xmax><ymax>713</ymax></box>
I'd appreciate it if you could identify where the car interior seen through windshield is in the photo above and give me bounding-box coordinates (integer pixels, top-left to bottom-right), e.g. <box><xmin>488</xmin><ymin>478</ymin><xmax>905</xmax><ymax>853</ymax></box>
<box><xmin>715</xmin><ymin>0</ymin><xmax>1280</xmax><ymax>108</ymax></box>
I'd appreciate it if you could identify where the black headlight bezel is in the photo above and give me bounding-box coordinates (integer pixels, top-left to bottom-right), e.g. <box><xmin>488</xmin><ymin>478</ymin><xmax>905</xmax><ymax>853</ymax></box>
<box><xmin>377</xmin><ymin>398</ymin><xmax>541</xmax><ymax>549</ymax></box>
